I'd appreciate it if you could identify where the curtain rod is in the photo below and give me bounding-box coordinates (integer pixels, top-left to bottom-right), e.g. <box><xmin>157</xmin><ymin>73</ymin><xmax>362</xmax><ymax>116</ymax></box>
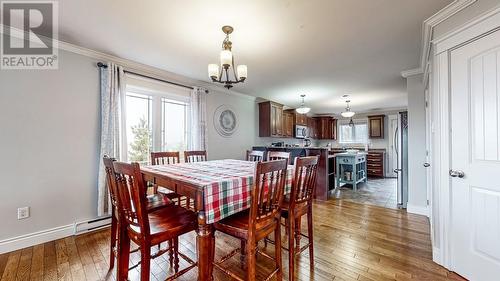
<box><xmin>97</xmin><ymin>62</ymin><xmax>208</xmax><ymax>93</ymax></box>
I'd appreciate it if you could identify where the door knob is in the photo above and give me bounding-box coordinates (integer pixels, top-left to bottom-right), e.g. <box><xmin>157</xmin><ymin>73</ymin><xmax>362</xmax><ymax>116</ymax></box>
<box><xmin>423</xmin><ymin>162</ymin><xmax>430</xmax><ymax>167</ymax></box>
<box><xmin>394</xmin><ymin>168</ymin><xmax>402</xmax><ymax>173</ymax></box>
<box><xmin>449</xmin><ymin>169</ymin><xmax>465</xmax><ymax>178</ymax></box>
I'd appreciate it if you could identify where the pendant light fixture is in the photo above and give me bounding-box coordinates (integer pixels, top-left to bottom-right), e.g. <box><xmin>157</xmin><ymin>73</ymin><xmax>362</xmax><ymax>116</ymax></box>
<box><xmin>208</xmin><ymin>26</ymin><xmax>247</xmax><ymax>89</ymax></box>
<box><xmin>341</xmin><ymin>100</ymin><xmax>355</xmax><ymax>118</ymax></box>
<box><xmin>349</xmin><ymin>118</ymin><xmax>355</xmax><ymax>127</ymax></box>
<box><xmin>296</xmin><ymin>94</ymin><xmax>311</xmax><ymax>114</ymax></box>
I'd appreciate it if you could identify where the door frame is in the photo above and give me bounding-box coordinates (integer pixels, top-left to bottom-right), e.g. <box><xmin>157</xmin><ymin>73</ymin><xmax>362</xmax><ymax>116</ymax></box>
<box><xmin>386</xmin><ymin>114</ymin><xmax>398</xmax><ymax>177</ymax></box>
<box><xmin>429</xmin><ymin>5</ymin><xmax>500</xmax><ymax>269</ymax></box>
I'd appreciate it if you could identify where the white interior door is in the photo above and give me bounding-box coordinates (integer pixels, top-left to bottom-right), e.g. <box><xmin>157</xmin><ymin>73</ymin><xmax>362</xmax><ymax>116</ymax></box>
<box><xmin>450</xmin><ymin>29</ymin><xmax>500</xmax><ymax>281</ymax></box>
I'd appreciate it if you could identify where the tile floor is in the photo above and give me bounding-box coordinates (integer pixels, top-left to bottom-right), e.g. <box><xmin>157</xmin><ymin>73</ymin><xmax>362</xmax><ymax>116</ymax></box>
<box><xmin>332</xmin><ymin>177</ymin><xmax>398</xmax><ymax>209</ymax></box>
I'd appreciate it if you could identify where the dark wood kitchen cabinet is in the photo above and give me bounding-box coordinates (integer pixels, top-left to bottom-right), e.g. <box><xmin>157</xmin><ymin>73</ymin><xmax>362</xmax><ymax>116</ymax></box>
<box><xmin>295</xmin><ymin>113</ymin><xmax>308</xmax><ymax>126</ymax></box>
<box><xmin>368</xmin><ymin>115</ymin><xmax>385</xmax><ymax>139</ymax></box>
<box><xmin>367</xmin><ymin>150</ymin><xmax>385</xmax><ymax>177</ymax></box>
<box><xmin>259</xmin><ymin>101</ymin><xmax>284</xmax><ymax>137</ymax></box>
<box><xmin>315</xmin><ymin>117</ymin><xmax>337</xmax><ymax>140</ymax></box>
<box><xmin>282</xmin><ymin>110</ymin><xmax>294</xmax><ymax>138</ymax></box>
<box><xmin>307</xmin><ymin>117</ymin><xmax>318</xmax><ymax>139</ymax></box>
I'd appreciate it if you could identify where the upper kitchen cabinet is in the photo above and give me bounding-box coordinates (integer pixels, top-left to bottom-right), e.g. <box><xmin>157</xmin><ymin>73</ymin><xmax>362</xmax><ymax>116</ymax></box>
<box><xmin>295</xmin><ymin>112</ymin><xmax>308</xmax><ymax>126</ymax></box>
<box><xmin>315</xmin><ymin>117</ymin><xmax>337</xmax><ymax>140</ymax></box>
<box><xmin>368</xmin><ymin>115</ymin><xmax>385</xmax><ymax>139</ymax></box>
<box><xmin>307</xmin><ymin>117</ymin><xmax>318</xmax><ymax>139</ymax></box>
<box><xmin>259</xmin><ymin>101</ymin><xmax>284</xmax><ymax>137</ymax></box>
<box><xmin>282</xmin><ymin>110</ymin><xmax>294</xmax><ymax>138</ymax></box>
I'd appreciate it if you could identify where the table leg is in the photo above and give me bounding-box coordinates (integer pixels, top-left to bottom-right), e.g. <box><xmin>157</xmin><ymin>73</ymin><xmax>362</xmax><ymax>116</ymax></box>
<box><xmin>197</xmin><ymin>210</ymin><xmax>214</xmax><ymax>281</ymax></box>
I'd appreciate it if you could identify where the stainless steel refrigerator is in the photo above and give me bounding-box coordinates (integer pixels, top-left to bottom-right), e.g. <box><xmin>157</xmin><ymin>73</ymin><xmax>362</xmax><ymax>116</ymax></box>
<box><xmin>394</xmin><ymin>111</ymin><xmax>408</xmax><ymax>209</ymax></box>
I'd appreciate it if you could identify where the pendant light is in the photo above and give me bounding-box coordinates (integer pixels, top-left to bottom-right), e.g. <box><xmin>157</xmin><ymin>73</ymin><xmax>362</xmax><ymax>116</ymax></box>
<box><xmin>296</xmin><ymin>94</ymin><xmax>311</xmax><ymax>114</ymax></box>
<box><xmin>341</xmin><ymin>100</ymin><xmax>355</xmax><ymax>118</ymax></box>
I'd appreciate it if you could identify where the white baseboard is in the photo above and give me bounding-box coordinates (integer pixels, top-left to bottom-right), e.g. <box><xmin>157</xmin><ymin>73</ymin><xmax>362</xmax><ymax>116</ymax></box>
<box><xmin>0</xmin><ymin>216</ymin><xmax>112</xmax><ymax>254</ymax></box>
<box><xmin>0</xmin><ymin>224</ymin><xmax>74</xmax><ymax>254</ymax></box>
<box><xmin>432</xmin><ymin>246</ymin><xmax>442</xmax><ymax>266</ymax></box>
<box><xmin>407</xmin><ymin>203</ymin><xmax>429</xmax><ymax>217</ymax></box>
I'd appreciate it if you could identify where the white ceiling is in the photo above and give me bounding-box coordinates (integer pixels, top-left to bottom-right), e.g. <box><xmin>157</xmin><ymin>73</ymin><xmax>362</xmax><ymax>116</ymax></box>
<box><xmin>57</xmin><ymin>0</ymin><xmax>452</xmax><ymax>114</ymax></box>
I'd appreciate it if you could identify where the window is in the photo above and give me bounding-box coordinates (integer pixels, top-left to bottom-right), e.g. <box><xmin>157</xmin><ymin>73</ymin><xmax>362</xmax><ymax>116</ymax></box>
<box><xmin>162</xmin><ymin>98</ymin><xmax>188</xmax><ymax>152</ymax></box>
<box><xmin>338</xmin><ymin>121</ymin><xmax>368</xmax><ymax>144</ymax></box>
<box><xmin>124</xmin><ymin>76</ymin><xmax>191</xmax><ymax>163</ymax></box>
<box><xmin>125</xmin><ymin>93</ymin><xmax>152</xmax><ymax>163</ymax></box>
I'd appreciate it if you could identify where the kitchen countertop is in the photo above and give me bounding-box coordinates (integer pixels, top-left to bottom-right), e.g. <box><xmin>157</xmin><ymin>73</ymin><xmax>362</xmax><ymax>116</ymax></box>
<box><xmin>254</xmin><ymin>146</ymin><xmax>329</xmax><ymax>150</ymax></box>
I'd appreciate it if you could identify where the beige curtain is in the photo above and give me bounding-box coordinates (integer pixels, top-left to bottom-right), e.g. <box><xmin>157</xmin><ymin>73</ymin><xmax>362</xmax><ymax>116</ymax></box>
<box><xmin>97</xmin><ymin>63</ymin><xmax>126</xmax><ymax>216</ymax></box>
<box><xmin>188</xmin><ymin>87</ymin><xmax>208</xmax><ymax>151</ymax></box>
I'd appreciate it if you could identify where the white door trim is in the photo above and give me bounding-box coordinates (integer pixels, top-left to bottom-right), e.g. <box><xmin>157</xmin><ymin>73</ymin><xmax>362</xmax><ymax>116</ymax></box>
<box><xmin>430</xmin><ymin>6</ymin><xmax>500</xmax><ymax>269</ymax></box>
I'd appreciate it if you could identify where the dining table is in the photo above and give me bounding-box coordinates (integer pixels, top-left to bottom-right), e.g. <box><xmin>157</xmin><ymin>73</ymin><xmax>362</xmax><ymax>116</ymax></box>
<box><xmin>140</xmin><ymin>159</ymin><xmax>294</xmax><ymax>281</ymax></box>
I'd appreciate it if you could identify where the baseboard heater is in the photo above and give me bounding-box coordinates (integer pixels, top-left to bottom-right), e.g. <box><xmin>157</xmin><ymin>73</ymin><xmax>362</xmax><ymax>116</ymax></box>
<box><xmin>74</xmin><ymin>215</ymin><xmax>112</xmax><ymax>235</ymax></box>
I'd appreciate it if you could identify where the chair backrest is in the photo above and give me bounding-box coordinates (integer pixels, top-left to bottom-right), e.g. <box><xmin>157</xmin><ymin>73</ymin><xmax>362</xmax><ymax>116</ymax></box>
<box><xmin>290</xmin><ymin>156</ymin><xmax>319</xmax><ymax>206</ymax></box>
<box><xmin>249</xmin><ymin>159</ymin><xmax>288</xmax><ymax>227</ymax></box>
<box><xmin>103</xmin><ymin>155</ymin><xmax>119</xmax><ymax>209</ymax></box>
<box><xmin>267</xmin><ymin>151</ymin><xmax>291</xmax><ymax>165</ymax></box>
<box><xmin>246</xmin><ymin>150</ymin><xmax>264</xmax><ymax>162</ymax></box>
<box><xmin>184</xmin><ymin>150</ymin><xmax>207</xmax><ymax>163</ymax></box>
<box><xmin>113</xmin><ymin>161</ymin><xmax>150</xmax><ymax>236</ymax></box>
<box><xmin>151</xmin><ymin>151</ymin><xmax>180</xmax><ymax>165</ymax></box>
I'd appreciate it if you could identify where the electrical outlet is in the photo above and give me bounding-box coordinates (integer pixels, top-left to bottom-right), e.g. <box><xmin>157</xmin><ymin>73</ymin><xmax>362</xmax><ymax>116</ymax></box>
<box><xmin>17</xmin><ymin>207</ymin><xmax>30</xmax><ymax>220</ymax></box>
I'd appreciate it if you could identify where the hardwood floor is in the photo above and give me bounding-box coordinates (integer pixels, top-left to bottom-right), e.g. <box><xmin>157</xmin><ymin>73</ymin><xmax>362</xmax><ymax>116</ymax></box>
<box><xmin>0</xmin><ymin>200</ymin><xmax>465</xmax><ymax>281</ymax></box>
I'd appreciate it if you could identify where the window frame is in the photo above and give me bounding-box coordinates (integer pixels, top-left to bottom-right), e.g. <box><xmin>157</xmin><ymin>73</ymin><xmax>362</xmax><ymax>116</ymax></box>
<box><xmin>338</xmin><ymin>118</ymin><xmax>369</xmax><ymax>145</ymax></box>
<box><xmin>124</xmin><ymin>84</ymin><xmax>190</xmax><ymax>162</ymax></box>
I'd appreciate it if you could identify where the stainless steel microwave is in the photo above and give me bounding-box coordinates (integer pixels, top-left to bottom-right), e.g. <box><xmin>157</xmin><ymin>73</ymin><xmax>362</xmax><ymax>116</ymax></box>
<box><xmin>295</xmin><ymin>125</ymin><xmax>308</xmax><ymax>139</ymax></box>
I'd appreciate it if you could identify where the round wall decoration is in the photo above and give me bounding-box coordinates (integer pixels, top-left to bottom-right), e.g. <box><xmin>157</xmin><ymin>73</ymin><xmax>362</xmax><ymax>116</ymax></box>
<box><xmin>213</xmin><ymin>104</ymin><xmax>238</xmax><ymax>137</ymax></box>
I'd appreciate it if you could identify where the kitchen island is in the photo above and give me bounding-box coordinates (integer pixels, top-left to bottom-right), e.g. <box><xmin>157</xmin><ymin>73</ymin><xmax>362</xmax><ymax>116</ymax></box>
<box><xmin>252</xmin><ymin>146</ymin><xmax>331</xmax><ymax>200</ymax></box>
<box><xmin>334</xmin><ymin>152</ymin><xmax>367</xmax><ymax>191</ymax></box>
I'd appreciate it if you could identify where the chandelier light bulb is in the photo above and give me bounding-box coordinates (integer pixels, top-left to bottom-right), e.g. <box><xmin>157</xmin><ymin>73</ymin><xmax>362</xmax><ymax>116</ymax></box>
<box><xmin>208</xmin><ymin>64</ymin><xmax>219</xmax><ymax>79</ymax></box>
<box><xmin>220</xmin><ymin>50</ymin><xmax>232</xmax><ymax>67</ymax></box>
<box><xmin>237</xmin><ymin>65</ymin><xmax>247</xmax><ymax>80</ymax></box>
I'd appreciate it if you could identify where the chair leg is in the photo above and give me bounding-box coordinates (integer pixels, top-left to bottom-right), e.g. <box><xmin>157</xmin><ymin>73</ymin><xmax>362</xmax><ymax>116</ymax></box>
<box><xmin>246</xmin><ymin>237</ymin><xmax>256</xmax><ymax>281</ymax></box>
<box><xmin>307</xmin><ymin>207</ymin><xmax>314</xmax><ymax>270</ymax></box>
<box><xmin>109</xmin><ymin>212</ymin><xmax>117</xmax><ymax>270</ymax></box>
<box><xmin>288</xmin><ymin>217</ymin><xmax>295</xmax><ymax>281</ymax></box>
<box><xmin>240</xmin><ymin>239</ymin><xmax>246</xmax><ymax>269</ymax></box>
<box><xmin>274</xmin><ymin>220</ymin><xmax>283</xmax><ymax>280</ymax></box>
<box><xmin>173</xmin><ymin>237</ymin><xmax>179</xmax><ymax>273</ymax></box>
<box><xmin>140</xmin><ymin>243</ymin><xmax>151</xmax><ymax>281</ymax></box>
<box><xmin>295</xmin><ymin>217</ymin><xmax>301</xmax><ymax>251</ymax></box>
<box><xmin>118</xmin><ymin>228</ymin><xmax>130</xmax><ymax>281</ymax></box>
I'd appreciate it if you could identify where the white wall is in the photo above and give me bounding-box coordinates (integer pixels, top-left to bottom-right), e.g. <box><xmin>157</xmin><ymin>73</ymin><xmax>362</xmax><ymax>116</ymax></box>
<box><xmin>0</xmin><ymin>48</ymin><xmax>259</xmax><ymax>246</ymax></box>
<box><xmin>406</xmin><ymin>74</ymin><xmax>428</xmax><ymax>210</ymax></box>
<box><xmin>0</xmin><ymin>49</ymin><xmax>101</xmax><ymax>240</ymax></box>
<box><xmin>206</xmin><ymin>91</ymin><xmax>257</xmax><ymax>160</ymax></box>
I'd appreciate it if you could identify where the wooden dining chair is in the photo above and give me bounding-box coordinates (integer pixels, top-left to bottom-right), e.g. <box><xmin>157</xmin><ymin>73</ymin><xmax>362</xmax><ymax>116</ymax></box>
<box><xmin>213</xmin><ymin>159</ymin><xmax>288</xmax><ymax>281</ymax></box>
<box><xmin>267</xmin><ymin>151</ymin><xmax>291</xmax><ymax>165</ymax></box>
<box><xmin>280</xmin><ymin>156</ymin><xmax>319</xmax><ymax>281</ymax></box>
<box><xmin>246</xmin><ymin>150</ymin><xmax>264</xmax><ymax>162</ymax></box>
<box><xmin>113</xmin><ymin>161</ymin><xmax>197</xmax><ymax>281</ymax></box>
<box><xmin>150</xmin><ymin>151</ymin><xmax>195</xmax><ymax>211</ymax></box>
<box><xmin>184</xmin><ymin>150</ymin><xmax>207</xmax><ymax>163</ymax></box>
<box><xmin>102</xmin><ymin>156</ymin><xmax>173</xmax><ymax>271</ymax></box>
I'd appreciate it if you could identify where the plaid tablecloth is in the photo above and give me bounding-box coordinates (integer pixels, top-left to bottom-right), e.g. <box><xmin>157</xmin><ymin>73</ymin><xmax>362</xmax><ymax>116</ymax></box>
<box><xmin>142</xmin><ymin>159</ymin><xmax>293</xmax><ymax>224</ymax></box>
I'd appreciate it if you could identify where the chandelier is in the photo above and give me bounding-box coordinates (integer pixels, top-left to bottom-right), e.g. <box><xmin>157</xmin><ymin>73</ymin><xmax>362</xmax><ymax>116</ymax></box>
<box><xmin>296</xmin><ymin>94</ymin><xmax>311</xmax><ymax>114</ymax></box>
<box><xmin>341</xmin><ymin>100</ymin><xmax>355</xmax><ymax>118</ymax></box>
<box><xmin>208</xmin><ymin>26</ymin><xmax>247</xmax><ymax>89</ymax></box>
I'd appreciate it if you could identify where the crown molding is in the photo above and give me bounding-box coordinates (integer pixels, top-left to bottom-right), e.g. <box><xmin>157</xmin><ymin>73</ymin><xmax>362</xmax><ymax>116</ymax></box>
<box><xmin>401</xmin><ymin>0</ymin><xmax>477</xmax><ymax>80</ymax></box>
<box><xmin>0</xmin><ymin>24</ymin><xmax>256</xmax><ymax>101</ymax></box>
